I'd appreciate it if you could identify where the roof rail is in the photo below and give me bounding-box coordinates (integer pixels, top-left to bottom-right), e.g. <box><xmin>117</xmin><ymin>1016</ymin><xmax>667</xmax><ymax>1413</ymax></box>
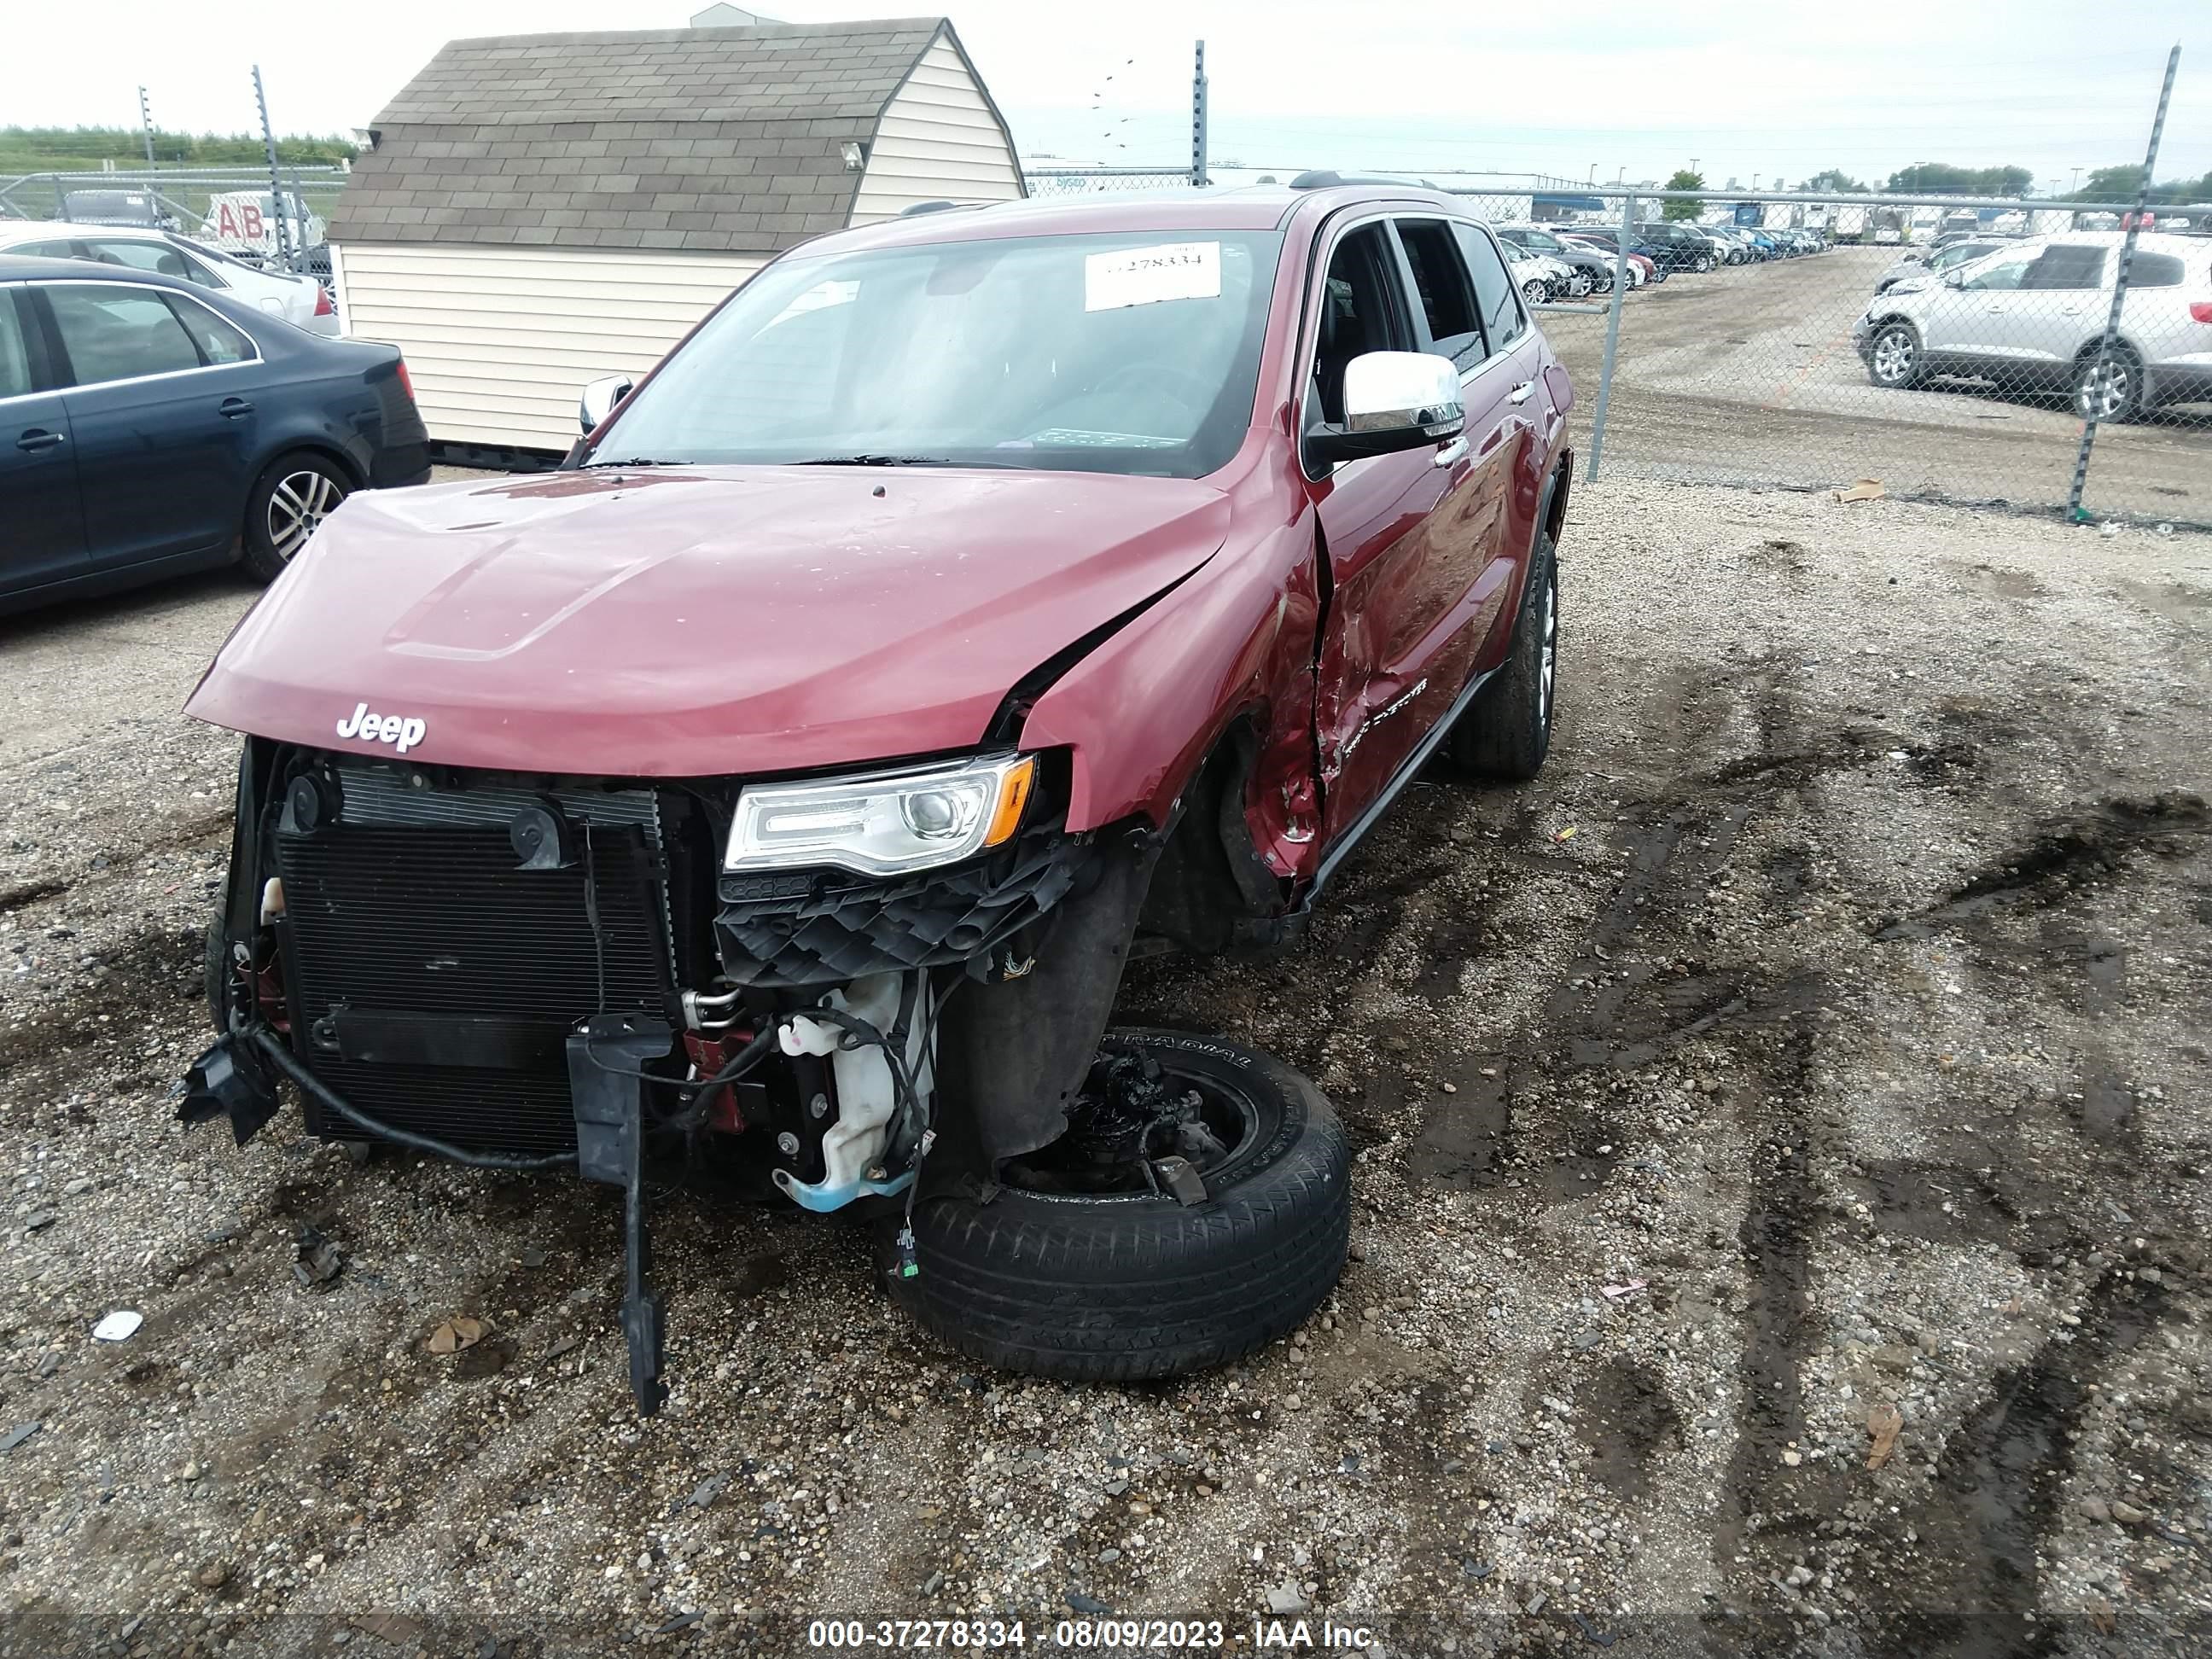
<box><xmin>1288</xmin><ymin>170</ymin><xmax>1442</xmax><ymax>191</ymax></box>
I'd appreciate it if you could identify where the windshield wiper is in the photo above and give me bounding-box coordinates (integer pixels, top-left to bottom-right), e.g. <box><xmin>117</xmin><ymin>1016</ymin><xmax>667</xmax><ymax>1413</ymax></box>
<box><xmin>581</xmin><ymin>457</ymin><xmax>695</xmax><ymax>469</ymax></box>
<box><xmin>792</xmin><ymin>454</ymin><xmax>952</xmax><ymax>467</ymax></box>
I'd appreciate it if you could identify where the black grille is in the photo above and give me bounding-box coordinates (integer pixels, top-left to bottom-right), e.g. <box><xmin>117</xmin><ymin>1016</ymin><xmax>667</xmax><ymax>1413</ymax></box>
<box><xmin>275</xmin><ymin>817</ymin><xmax>677</xmax><ymax>1155</ymax></box>
<box><xmin>713</xmin><ymin>827</ymin><xmax>1080</xmax><ymax>987</ymax></box>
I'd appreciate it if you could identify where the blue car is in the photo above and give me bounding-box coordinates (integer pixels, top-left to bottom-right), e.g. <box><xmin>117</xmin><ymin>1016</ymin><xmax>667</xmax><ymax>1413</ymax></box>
<box><xmin>1</xmin><ymin>255</ymin><xmax>429</xmax><ymax>615</ymax></box>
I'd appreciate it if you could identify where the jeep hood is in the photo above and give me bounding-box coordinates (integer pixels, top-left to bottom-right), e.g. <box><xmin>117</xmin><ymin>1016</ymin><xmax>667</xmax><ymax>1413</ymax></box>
<box><xmin>187</xmin><ymin>466</ymin><xmax>1231</xmax><ymax>777</ymax></box>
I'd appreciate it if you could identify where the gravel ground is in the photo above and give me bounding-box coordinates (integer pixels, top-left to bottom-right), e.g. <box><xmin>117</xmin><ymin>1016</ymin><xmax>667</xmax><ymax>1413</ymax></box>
<box><xmin>0</xmin><ymin>478</ymin><xmax>2208</xmax><ymax>1656</ymax></box>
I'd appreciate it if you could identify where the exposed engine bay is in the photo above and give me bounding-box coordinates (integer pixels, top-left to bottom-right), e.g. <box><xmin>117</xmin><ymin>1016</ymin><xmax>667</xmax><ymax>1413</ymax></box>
<box><xmin>181</xmin><ymin>737</ymin><xmax>1119</xmax><ymax>1413</ymax></box>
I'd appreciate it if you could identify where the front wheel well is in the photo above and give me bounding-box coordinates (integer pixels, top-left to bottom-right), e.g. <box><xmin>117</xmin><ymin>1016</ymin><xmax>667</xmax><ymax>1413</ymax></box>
<box><xmin>1135</xmin><ymin>717</ymin><xmax>1291</xmax><ymax>956</ymax></box>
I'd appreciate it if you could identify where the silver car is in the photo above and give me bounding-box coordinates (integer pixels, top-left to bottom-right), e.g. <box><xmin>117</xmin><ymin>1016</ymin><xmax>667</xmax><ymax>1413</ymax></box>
<box><xmin>1873</xmin><ymin>237</ymin><xmax>2009</xmax><ymax>294</ymax></box>
<box><xmin>0</xmin><ymin>221</ymin><xmax>338</xmax><ymax>336</ymax></box>
<box><xmin>1853</xmin><ymin>232</ymin><xmax>2212</xmax><ymax>420</ymax></box>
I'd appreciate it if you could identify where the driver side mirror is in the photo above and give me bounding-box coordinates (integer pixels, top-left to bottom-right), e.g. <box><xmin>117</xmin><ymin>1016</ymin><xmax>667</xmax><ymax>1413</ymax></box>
<box><xmin>1941</xmin><ymin>269</ymin><xmax>1965</xmax><ymax>288</ymax></box>
<box><xmin>1308</xmin><ymin>351</ymin><xmax>1465</xmax><ymax>468</ymax></box>
<box><xmin>579</xmin><ymin>374</ymin><xmax>634</xmax><ymax>434</ymax></box>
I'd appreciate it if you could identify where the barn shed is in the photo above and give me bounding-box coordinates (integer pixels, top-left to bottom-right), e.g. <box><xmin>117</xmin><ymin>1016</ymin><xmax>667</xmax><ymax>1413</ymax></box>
<box><xmin>328</xmin><ymin>16</ymin><xmax>1022</xmax><ymax>457</ymax></box>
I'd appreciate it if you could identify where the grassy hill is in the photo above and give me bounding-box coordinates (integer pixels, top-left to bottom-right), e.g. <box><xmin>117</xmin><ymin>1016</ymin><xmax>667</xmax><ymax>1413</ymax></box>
<box><xmin>0</xmin><ymin>125</ymin><xmax>357</xmax><ymax>176</ymax></box>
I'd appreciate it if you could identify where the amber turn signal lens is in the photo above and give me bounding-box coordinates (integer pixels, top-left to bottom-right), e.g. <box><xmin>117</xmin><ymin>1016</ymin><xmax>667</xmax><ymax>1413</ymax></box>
<box><xmin>984</xmin><ymin>755</ymin><xmax>1036</xmax><ymax>847</ymax></box>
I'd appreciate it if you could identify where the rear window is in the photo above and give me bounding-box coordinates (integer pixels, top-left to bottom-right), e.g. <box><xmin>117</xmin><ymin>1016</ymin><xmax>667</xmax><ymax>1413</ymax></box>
<box><xmin>2127</xmin><ymin>252</ymin><xmax>2185</xmax><ymax>288</ymax></box>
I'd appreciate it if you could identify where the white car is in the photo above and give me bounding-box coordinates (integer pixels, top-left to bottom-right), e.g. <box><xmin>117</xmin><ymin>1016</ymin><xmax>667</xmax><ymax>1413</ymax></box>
<box><xmin>1854</xmin><ymin>232</ymin><xmax>2212</xmax><ymax>420</ymax></box>
<box><xmin>1502</xmin><ymin>245</ymin><xmax>1579</xmax><ymax>304</ymax></box>
<box><xmin>0</xmin><ymin>221</ymin><xmax>337</xmax><ymax>335</ymax></box>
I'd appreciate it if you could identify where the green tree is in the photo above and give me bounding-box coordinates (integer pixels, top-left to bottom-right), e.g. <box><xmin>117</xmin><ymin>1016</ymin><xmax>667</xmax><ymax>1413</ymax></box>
<box><xmin>1797</xmin><ymin>168</ymin><xmax>1866</xmax><ymax>193</ymax></box>
<box><xmin>1661</xmin><ymin>167</ymin><xmax>1705</xmax><ymax>221</ymax></box>
<box><xmin>1883</xmin><ymin>162</ymin><xmax>2032</xmax><ymax>196</ymax></box>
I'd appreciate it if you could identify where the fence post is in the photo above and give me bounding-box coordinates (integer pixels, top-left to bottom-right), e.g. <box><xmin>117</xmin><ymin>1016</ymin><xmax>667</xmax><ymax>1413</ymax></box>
<box><xmin>253</xmin><ymin>64</ymin><xmax>294</xmax><ymax>270</ymax></box>
<box><xmin>2067</xmin><ymin>43</ymin><xmax>2180</xmax><ymax>521</ymax></box>
<box><xmin>1190</xmin><ymin>41</ymin><xmax>1208</xmax><ymax>189</ymax></box>
<box><xmin>1585</xmin><ymin>192</ymin><xmax>1633</xmax><ymax>483</ymax></box>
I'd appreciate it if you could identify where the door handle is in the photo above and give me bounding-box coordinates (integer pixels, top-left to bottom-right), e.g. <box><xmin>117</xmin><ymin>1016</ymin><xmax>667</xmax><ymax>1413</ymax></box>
<box><xmin>15</xmin><ymin>429</ymin><xmax>64</xmax><ymax>452</ymax></box>
<box><xmin>1986</xmin><ymin>304</ymin><xmax>2007</xmax><ymax>313</ymax></box>
<box><xmin>219</xmin><ymin>397</ymin><xmax>255</xmax><ymax>418</ymax></box>
<box><xmin>1507</xmin><ymin>381</ymin><xmax>1534</xmax><ymax>405</ymax></box>
<box><xmin>1433</xmin><ymin>434</ymin><xmax>1469</xmax><ymax>468</ymax></box>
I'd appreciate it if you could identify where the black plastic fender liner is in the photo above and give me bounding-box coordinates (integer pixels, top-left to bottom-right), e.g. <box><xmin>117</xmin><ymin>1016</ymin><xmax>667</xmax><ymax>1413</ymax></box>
<box><xmin>927</xmin><ymin>829</ymin><xmax>1165</xmax><ymax>1192</ymax></box>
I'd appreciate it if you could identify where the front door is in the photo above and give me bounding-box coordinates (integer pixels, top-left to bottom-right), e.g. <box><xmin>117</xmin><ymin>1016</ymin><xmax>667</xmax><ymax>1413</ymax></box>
<box><xmin>38</xmin><ymin>280</ymin><xmax>262</xmax><ymax>570</ymax></box>
<box><xmin>0</xmin><ymin>288</ymin><xmax>87</xmax><ymax>597</ymax></box>
<box><xmin>1307</xmin><ymin>217</ymin><xmax>1516</xmax><ymax>853</ymax></box>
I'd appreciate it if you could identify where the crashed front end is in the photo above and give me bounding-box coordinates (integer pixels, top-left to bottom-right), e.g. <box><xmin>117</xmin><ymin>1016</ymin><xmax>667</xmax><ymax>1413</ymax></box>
<box><xmin>185</xmin><ymin>736</ymin><xmax>1113</xmax><ymax>1412</ymax></box>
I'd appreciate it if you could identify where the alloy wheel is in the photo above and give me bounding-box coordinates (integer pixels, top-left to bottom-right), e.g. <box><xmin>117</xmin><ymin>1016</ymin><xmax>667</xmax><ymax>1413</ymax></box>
<box><xmin>2076</xmin><ymin>356</ymin><xmax>2134</xmax><ymax>422</ymax></box>
<box><xmin>1872</xmin><ymin>329</ymin><xmax>1916</xmax><ymax>386</ymax></box>
<box><xmin>267</xmin><ymin>469</ymin><xmax>345</xmax><ymax>561</ymax></box>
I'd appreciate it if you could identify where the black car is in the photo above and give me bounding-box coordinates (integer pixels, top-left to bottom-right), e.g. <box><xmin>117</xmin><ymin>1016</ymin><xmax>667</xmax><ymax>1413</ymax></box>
<box><xmin>1623</xmin><ymin>222</ymin><xmax>1719</xmax><ymax>272</ymax></box>
<box><xmin>0</xmin><ymin>256</ymin><xmax>428</xmax><ymax>614</ymax></box>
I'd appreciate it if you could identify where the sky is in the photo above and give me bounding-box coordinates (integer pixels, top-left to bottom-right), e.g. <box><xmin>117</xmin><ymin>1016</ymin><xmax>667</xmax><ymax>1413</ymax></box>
<box><xmin>3</xmin><ymin>0</ymin><xmax>2205</xmax><ymax>195</ymax></box>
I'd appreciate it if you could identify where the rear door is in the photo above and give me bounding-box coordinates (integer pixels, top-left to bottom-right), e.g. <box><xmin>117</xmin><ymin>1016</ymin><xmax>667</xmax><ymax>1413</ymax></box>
<box><xmin>41</xmin><ymin>279</ymin><xmax>264</xmax><ymax>570</ymax></box>
<box><xmin>0</xmin><ymin>287</ymin><xmax>87</xmax><ymax>596</ymax></box>
<box><xmin>2016</xmin><ymin>243</ymin><xmax>2108</xmax><ymax>367</ymax></box>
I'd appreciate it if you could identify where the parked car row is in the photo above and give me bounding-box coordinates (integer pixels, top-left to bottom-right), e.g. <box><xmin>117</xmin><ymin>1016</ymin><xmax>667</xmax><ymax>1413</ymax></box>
<box><xmin>1485</xmin><ymin>218</ymin><xmax>1835</xmax><ymax>304</ymax></box>
<box><xmin>1853</xmin><ymin>230</ymin><xmax>2212</xmax><ymax>422</ymax></box>
<box><xmin>0</xmin><ymin>253</ymin><xmax>428</xmax><ymax>613</ymax></box>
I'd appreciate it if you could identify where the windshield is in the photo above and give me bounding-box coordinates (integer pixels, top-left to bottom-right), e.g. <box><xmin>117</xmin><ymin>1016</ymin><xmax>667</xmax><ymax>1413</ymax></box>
<box><xmin>1517</xmin><ymin>230</ymin><xmax>1561</xmax><ymax>251</ymax></box>
<box><xmin>591</xmin><ymin>228</ymin><xmax>1283</xmax><ymax>478</ymax></box>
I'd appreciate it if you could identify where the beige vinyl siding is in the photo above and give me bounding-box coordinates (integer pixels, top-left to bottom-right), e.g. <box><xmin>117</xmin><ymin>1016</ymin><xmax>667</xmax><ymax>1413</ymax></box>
<box><xmin>332</xmin><ymin>242</ymin><xmax>765</xmax><ymax>451</ymax></box>
<box><xmin>850</xmin><ymin>37</ymin><xmax>1022</xmax><ymax>223</ymax></box>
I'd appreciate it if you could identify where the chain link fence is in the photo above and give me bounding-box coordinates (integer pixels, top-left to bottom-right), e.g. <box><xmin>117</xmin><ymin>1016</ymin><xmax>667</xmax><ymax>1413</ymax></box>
<box><xmin>0</xmin><ymin>166</ymin><xmax>348</xmax><ymax>274</ymax></box>
<box><xmin>1464</xmin><ymin>187</ymin><xmax>2212</xmax><ymax>528</ymax></box>
<box><xmin>1023</xmin><ymin>166</ymin><xmax>1202</xmax><ymax>196</ymax></box>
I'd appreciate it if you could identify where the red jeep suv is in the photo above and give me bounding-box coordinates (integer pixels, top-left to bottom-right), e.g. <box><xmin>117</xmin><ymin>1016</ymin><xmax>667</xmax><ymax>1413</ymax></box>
<box><xmin>182</xmin><ymin>178</ymin><xmax>1574</xmax><ymax>1410</ymax></box>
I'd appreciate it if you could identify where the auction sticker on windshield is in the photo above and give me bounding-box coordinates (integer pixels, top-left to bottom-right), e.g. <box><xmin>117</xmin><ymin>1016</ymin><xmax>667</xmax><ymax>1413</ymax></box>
<box><xmin>1085</xmin><ymin>242</ymin><xmax>1222</xmax><ymax>311</ymax></box>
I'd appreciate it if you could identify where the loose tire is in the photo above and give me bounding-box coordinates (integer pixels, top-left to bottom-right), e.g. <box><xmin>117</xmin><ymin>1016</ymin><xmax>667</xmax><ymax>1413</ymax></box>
<box><xmin>1866</xmin><ymin>321</ymin><xmax>1925</xmax><ymax>390</ymax></box>
<box><xmin>2074</xmin><ymin>346</ymin><xmax>2144</xmax><ymax>423</ymax></box>
<box><xmin>885</xmin><ymin>1030</ymin><xmax>1351</xmax><ymax>1382</ymax></box>
<box><xmin>1450</xmin><ymin>529</ymin><xmax>1557</xmax><ymax>781</ymax></box>
<box><xmin>242</xmin><ymin>451</ymin><xmax>351</xmax><ymax>581</ymax></box>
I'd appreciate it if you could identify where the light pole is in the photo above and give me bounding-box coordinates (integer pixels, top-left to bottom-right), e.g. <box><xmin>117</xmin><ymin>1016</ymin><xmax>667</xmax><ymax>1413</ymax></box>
<box><xmin>2071</xmin><ymin>166</ymin><xmax>2083</xmax><ymax>193</ymax></box>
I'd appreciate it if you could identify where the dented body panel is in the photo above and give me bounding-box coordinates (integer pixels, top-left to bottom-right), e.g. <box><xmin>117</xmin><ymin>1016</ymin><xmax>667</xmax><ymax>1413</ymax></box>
<box><xmin>187</xmin><ymin>466</ymin><xmax>1231</xmax><ymax>779</ymax></box>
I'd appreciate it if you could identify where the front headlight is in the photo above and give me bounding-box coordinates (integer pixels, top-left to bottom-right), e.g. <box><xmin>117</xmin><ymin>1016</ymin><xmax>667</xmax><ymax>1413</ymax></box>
<box><xmin>725</xmin><ymin>753</ymin><xmax>1038</xmax><ymax>877</ymax></box>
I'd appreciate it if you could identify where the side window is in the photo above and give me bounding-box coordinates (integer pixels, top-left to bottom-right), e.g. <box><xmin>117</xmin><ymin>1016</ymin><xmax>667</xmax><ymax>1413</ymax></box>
<box><xmin>1394</xmin><ymin>219</ymin><xmax>1483</xmax><ymax>369</ymax></box>
<box><xmin>1959</xmin><ymin>249</ymin><xmax>2037</xmax><ymax>292</ymax></box>
<box><xmin>2124</xmin><ymin>252</ymin><xmax>2184</xmax><ymax>288</ymax></box>
<box><xmin>2024</xmin><ymin>246</ymin><xmax>2106</xmax><ymax>290</ymax></box>
<box><xmin>166</xmin><ymin>294</ymin><xmax>254</xmax><ymax>364</ymax></box>
<box><xmin>173</xmin><ymin>249</ymin><xmax>229</xmax><ymax>288</ymax></box>
<box><xmin>89</xmin><ymin>239</ymin><xmax>192</xmax><ymax>280</ymax></box>
<box><xmin>0</xmin><ymin>293</ymin><xmax>33</xmax><ymax>398</ymax></box>
<box><xmin>44</xmin><ymin>284</ymin><xmax>205</xmax><ymax>384</ymax></box>
<box><xmin>1452</xmin><ymin>223</ymin><xmax>1523</xmax><ymax>352</ymax></box>
<box><xmin>1310</xmin><ymin>223</ymin><xmax>1413</xmax><ymax>426</ymax></box>
<box><xmin>14</xmin><ymin>239</ymin><xmax>84</xmax><ymax>261</ymax></box>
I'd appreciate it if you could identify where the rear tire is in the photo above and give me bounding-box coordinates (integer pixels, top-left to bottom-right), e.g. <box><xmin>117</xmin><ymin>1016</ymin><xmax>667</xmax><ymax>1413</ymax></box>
<box><xmin>884</xmin><ymin>1030</ymin><xmax>1350</xmax><ymax>1382</ymax></box>
<box><xmin>1449</xmin><ymin>529</ymin><xmax>1557</xmax><ymax>781</ymax></box>
<box><xmin>2074</xmin><ymin>346</ymin><xmax>2144</xmax><ymax>423</ymax></box>
<box><xmin>242</xmin><ymin>451</ymin><xmax>351</xmax><ymax>581</ymax></box>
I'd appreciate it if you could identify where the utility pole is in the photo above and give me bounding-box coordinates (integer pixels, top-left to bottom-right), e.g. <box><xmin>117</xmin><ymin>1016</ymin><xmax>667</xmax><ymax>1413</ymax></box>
<box><xmin>1189</xmin><ymin>40</ymin><xmax>1208</xmax><ymax>188</ymax></box>
<box><xmin>137</xmin><ymin>87</ymin><xmax>156</xmax><ymax>167</ymax></box>
<box><xmin>253</xmin><ymin>63</ymin><xmax>294</xmax><ymax>269</ymax></box>
<box><xmin>2070</xmin><ymin>166</ymin><xmax>2083</xmax><ymax>192</ymax></box>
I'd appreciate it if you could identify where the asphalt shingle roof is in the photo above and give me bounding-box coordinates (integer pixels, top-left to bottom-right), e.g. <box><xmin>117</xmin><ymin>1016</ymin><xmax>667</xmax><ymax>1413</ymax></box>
<box><xmin>329</xmin><ymin>18</ymin><xmax>952</xmax><ymax>254</ymax></box>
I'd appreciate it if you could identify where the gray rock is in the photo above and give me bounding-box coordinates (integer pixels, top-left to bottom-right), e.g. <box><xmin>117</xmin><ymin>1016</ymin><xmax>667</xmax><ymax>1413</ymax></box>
<box><xmin>1266</xmin><ymin>1580</ymin><xmax>1309</xmax><ymax>1615</ymax></box>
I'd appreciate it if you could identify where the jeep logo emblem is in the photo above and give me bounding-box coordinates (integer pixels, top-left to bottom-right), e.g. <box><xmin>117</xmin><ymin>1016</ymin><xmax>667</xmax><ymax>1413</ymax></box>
<box><xmin>335</xmin><ymin>701</ymin><xmax>427</xmax><ymax>754</ymax></box>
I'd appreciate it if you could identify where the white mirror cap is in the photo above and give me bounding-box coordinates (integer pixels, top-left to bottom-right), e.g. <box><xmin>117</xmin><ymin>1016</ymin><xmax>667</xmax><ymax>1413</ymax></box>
<box><xmin>1342</xmin><ymin>351</ymin><xmax>1465</xmax><ymax>436</ymax></box>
